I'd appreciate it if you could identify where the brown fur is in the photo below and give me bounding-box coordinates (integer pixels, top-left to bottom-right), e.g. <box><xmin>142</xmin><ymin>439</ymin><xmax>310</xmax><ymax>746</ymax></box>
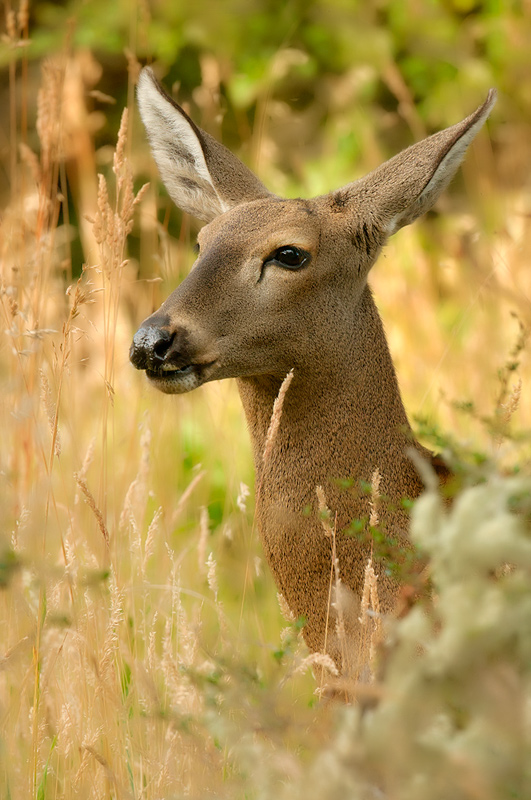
<box><xmin>131</xmin><ymin>68</ymin><xmax>495</xmax><ymax>672</ymax></box>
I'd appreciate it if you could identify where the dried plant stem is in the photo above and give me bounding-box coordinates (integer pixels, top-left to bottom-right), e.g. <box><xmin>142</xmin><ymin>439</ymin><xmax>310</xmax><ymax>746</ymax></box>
<box><xmin>7</xmin><ymin>7</ymin><xmax>17</xmax><ymax>196</ymax></box>
<box><xmin>262</xmin><ymin>368</ymin><xmax>294</xmax><ymax>466</ymax></box>
<box><xmin>493</xmin><ymin>315</ymin><xmax>528</xmax><ymax>447</ymax></box>
<box><xmin>48</xmin><ymin>272</ymin><xmax>89</xmax><ymax>471</ymax></box>
<box><xmin>291</xmin><ymin>651</ymin><xmax>339</xmax><ymax>678</ymax></box>
<box><xmin>494</xmin><ymin>377</ymin><xmax>522</xmax><ymax>448</ymax></box>
<box><xmin>90</xmin><ymin>107</ymin><xmax>149</xmax><ymax>514</ymax></box>
<box><xmin>357</xmin><ymin>469</ymin><xmax>383</xmax><ymax>680</ymax></box>
<box><xmin>19</xmin><ymin>0</ymin><xmax>30</xmax><ymax>145</ymax></box>
<box><xmin>75</xmin><ymin>473</ymin><xmax>110</xmax><ymax>552</ymax></box>
<box><xmin>171</xmin><ymin>469</ymin><xmax>206</xmax><ymax>526</ymax></box>
<box><xmin>316</xmin><ymin>484</ymin><xmax>335</xmax><ymax>671</ymax></box>
<box><xmin>239</xmin><ymin>369</ymin><xmax>295</xmax><ymax>639</ymax></box>
<box><xmin>197</xmin><ymin>507</ymin><xmax>209</xmax><ymax>576</ymax></box>
<box><xmin>358</xmin><ymin>557</ymin><xmax>382</xmax><ymax>670</ymax></box>
<box><xmin>369</xmin><ymin>467</ymin><xmax>381</xmax><ymax>528</ymax></box>
<box><xmin>316</xmin><ymin>485</ymin><xmax>348</xmax><ymax>690</ymax></box>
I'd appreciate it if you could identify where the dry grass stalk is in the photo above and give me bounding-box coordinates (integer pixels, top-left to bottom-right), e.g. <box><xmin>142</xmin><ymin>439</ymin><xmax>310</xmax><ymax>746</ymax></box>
<box><xmin>369</xmin><ymin>467</ymin><xmax>381</xmax><ymax>528</ymax></box>
<box><xmin>74</xmin><ymin>725</ymin><xmax>105</xmax><ymax>789</ymax></box>
<box><xmin>36</xmin><ymin>58</ymin><xmax>64</xmax><ymax>176</ymax></box>
<box><xmin>292</xmin><ymin>652</ymin><xmax>339</xmax><ymax>678</ymax></box>
<box><xmin>316</xmin><ymin>485</ymin><xmax>335</xmax><ymax>668</ymax></box>
<box><xmin>318</xmin><ymin>478</ymin><xmax>383</xmax><ymax>685</ymax></box>
<box><xmin>91</xmin><ymin>109</ymin><xmax>149</xmax><ymax>267</ymax></box>
<box><xmin>316</xmin><ymin>485</ymin><xmax>350</xmax><ymax>681</ymax></box>
<box><xmin>40</xmin><ymin>369</ymin><xmax>61</xmax><ymax>456</ymax></box>
<box><xmin>97</xmin><ymin>573</ymin><xmax>124</xmax><ymax>689</ymax></box>
<box><xmin>316</xmin><ymin>484</ymin><xmax>334</xmax><ymax>539</ymax></box>
<box><xmin>19</xmin><ymin>140</ymin><xmax>41</xmax><ymax>183</ymax></box>
<box><xmin>119</xmin><ymin>480</ymin><xmax>137</xmax><ymax>533</ymax></box>
<box><xmin>197</xmin><ymin>506</ymin><xmax>209</xmax><ymax>575</ymax></box>
<box><xmin>161</xmin><ymin>568</ymin><xmax>202</xmax><ymax>717</ymax></box>
<box><xmin>492</xmin><ymin>316</ymin><xmax>528</xmax><ymax>446</ymax></box>
<box><xmin>18</xmin><ymin>0</ymin><xmax>29</xmax><ymax>33</ymax></box>
<box><xmin>11</xmin><ymin>506</ymin><xmax>29</xmax><ymax>551</ymax></box>
<box><xmin>147</xmin><ymin>610</ymin><xmax>159</xmax><ymax>673</ymax></box>
<box><xmin>74</xmin><ymin>472</ymin><xmax>110</xmax><ymax>550</ymax></box>
<box><xmin>237</xmin><ymin>481</ymin><xmax>250</xmax><ymax>512</ymax></box>
<box><xmin>359</xmin><ymin>557</ymin><xmax>382</xmax><ymax>669</ymax></box>
<box><xmin>206</xmin><ymin>552</ymin><xmax>219</xmax><ymax>602</ymax></box>
<box><xmin>169</xmin><ymin>565</ymin><xmax>195</xmax><ymax>667</ymax></box>
<box><xmin>125</xmin><ymin>47</ymin><xmax>142</xmax><ymax>85</ymax></box>
<box><xmin>171</xmin><ymin>469</ymin><xmax>206</xmax><ymax>526</ymax></box>
<box><xmin>495</xmin><ymin>378</ymin><xmax>522</xmax><ymax>447</ymax></box>
<box><xmin>119</xmin><ymin>421</ymin><xmax>152</xmax><ymax>531</ymax></box>
<box><xmin>74</xmin><ymin>437</ymin><xmax>95</xmax><ymax>504</ymax></box>
<box><xmin>142</xmin><ymin>505</ymin><xmax>162</xmax><ymax>576</ymax></box>
<box><xmin>6</xmin><ymin>7</ymin><xmax>16</xmax><ymax>40</ymax></box>
<box><xmin>262</xmin><ymin>368</ymin><xmax>294</xmax><ymax>465</ymax></box>
<box><xmin>357</xmin><ymin>468</ymin><xmax>383</xmax><ymax>678</ymax></box>
<box><xmin>48</xmin><ymin>271</ymin><xmax>94</xmax><ymax>470</ymax></box>
<box><xmin>358</xmin><ymin>562</ymin><xmax>372</xmax><ymax>628</ymax></box>
<box><xmin>331</xmin><ymin>561</ymin><xmax>348</xmax><ymax>674</ymax></box>
<box><xmin>277</xmin><ymin>591</ymin><xmax>296</xmax><ymax>622</ymax></box>
<box><xmin>88</xmin><ymin>107</ymin><xmax>149</xmax><ymax>508</ymax></box>
<box><xmin>62</xmin><ymin>526</ymin><xmax>77</xmax><ymax>582</ymax></box>
<box><xmin>502</xmin><ymin>378</ymin><xmax>522</xmax><ymax>420</ymax></box>
<box><xmin>81</xmin><ymin>745</ymin><xmax>122</xmax><ymax>794</ymax></box>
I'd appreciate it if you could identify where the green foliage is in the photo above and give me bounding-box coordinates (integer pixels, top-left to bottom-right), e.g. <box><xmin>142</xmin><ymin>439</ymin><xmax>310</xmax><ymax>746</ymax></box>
<box><xmin>220</xmin><ymin>467</ymin><xmax>531</xmax><ymax>800</ymax></box>
<box><xmin>8</xmin><ymin>0</ymin><xmax>531</xmax><ymax>168</ymax></box>
<box><xmin>0</xmin><ymin>547</ymin><xmax>20</xmax><ymax>589</ymax></box>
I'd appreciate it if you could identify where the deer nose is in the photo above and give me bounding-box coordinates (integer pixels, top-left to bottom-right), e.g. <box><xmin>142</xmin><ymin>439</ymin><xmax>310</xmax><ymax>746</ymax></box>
<box><xmin>129</xmin><ymin>325</ymin><xmax>174</xmax><ymax>371</ymax></box>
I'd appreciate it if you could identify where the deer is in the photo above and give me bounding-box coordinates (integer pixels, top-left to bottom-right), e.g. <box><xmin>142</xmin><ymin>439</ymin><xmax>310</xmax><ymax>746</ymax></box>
<box><xmin>130</xmin><ymin>66</ymin><xmax>496</xmax><ymax>674</ymax></box>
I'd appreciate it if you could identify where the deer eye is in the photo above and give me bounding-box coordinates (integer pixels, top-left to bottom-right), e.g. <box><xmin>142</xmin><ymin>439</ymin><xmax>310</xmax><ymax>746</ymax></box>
<box><xmin>265</xmin><ymin>246</ymin><xmax>310</xmax><ymax>271</ymax></box>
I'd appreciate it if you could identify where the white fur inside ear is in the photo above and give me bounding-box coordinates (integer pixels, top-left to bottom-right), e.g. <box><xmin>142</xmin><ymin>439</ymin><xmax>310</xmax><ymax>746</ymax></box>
<box><xmin>386</xmin><ymin>91</ymin><xmax>496</xmax><ymax>236</ymax></box>
<box><xmin>385</xmin><ymin>118</ymin><xmax>483</xmax><ymax>237</ymax></box>
<box><xmin>137</xmin><ymin>69</ymin><xmax>228</xmax><ymax>221</ymax></box>
<box><xmin>411</xmin><ymin>111</ymin><xmax>490</xmax><ymax>216</ymax></box>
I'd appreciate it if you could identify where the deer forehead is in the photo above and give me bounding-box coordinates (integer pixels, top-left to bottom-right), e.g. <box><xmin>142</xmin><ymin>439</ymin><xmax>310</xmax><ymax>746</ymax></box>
<box><xmin>196</xmin><ymin>196</ymin><xmax>327</xmax><ymax>259</ymax></box>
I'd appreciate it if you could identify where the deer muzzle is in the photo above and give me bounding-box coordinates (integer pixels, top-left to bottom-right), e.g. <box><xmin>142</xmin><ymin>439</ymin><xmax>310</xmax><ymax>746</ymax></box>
<box><xmin>129</xmin><ymin>317</ymin><xmax>217</xmax><ymax>394</ymax></box>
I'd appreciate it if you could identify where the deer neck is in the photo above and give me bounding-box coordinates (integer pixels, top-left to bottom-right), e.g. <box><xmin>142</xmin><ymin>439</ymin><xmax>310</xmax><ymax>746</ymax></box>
<box><xmin>237</xmin><ymin>284</ymin><xmax>425</xmax><ymax>514</ymax></box>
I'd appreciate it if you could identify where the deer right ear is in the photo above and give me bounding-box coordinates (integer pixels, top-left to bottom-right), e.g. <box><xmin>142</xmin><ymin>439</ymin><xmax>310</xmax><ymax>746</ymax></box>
<box><xmin>137</xmin><ymin>67</ymin><xmax>271</xmax><ymax>222</ymax></box>
<box><xmin>333</xmin><ymin>89</ymin><xmax>496</xmax><ymax>238</ymax></box>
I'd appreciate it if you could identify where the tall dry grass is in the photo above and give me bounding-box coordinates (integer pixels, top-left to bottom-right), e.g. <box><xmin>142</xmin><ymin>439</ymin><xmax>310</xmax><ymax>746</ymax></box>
<box><xmin>1</xmin><ymin>28</ymin><xmax>531</xmax><ymax>800</ymax></box>
<box><xmin>1</xmin><ymin>51</ymin><xmax>308</xmax><ymax>799</ymax></box>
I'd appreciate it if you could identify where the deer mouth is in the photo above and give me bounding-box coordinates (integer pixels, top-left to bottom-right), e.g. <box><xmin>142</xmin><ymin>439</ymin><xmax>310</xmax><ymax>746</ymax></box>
<box><xmin>145</xmin><ymin>361</ymin><xmax>216</xmax><ymax>394</ymax></box>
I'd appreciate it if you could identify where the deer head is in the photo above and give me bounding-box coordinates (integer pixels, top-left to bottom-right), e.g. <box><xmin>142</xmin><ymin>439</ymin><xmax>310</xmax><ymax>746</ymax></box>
<box><xmin>130</xmin><ymin>68</ymin><xmax>496</xmax><ymax>397</ymax></box>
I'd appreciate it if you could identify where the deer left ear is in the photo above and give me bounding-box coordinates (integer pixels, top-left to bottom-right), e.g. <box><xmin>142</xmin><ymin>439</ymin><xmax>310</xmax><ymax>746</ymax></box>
<box><xmin>137</xmin><ymin>67</ymin><xmax>272</xmax><ymax>222</ymax></box>
<box><xmin>335</xmin><ymin>89</ymin><xmax>497</xmax><ymax>237</ymax></box>
<box><xmin>137</xmin><ymin>67</ymin><xmax>225</xmax><ymax>221</ymax></box>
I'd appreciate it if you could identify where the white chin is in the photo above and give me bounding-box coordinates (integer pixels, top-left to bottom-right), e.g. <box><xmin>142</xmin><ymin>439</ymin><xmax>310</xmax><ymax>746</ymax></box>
<box><xmin>146</xmin><ymin>365</ymin><xmax>203</xmax><ymax>394</ymax></box>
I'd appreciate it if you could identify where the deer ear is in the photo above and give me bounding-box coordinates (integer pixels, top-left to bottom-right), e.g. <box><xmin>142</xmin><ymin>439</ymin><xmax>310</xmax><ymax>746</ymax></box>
<box><xmin>337</xmin><ymin>90</ymin><xmax>496</xmax><ymax>236</ymax></box>
<box><xmin>137</xmin><ymin>67</ymin><xmax>271</xmax><ymax>222</ymax></box>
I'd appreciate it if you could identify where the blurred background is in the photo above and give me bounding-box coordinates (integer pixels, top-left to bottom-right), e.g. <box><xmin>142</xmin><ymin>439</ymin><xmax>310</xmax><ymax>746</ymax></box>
<box><xmin>1</xmin><ymin>1</ymin><xmax>531</xmax><ymax>797</ymax></box>
<box><xmin>3</xmin><ymin>0</ymin><xmax>530</xmax><ymax>431</ymax></box>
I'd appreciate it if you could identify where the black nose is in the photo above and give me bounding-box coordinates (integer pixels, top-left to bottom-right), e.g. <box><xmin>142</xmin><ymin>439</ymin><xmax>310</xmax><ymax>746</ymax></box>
<box><xmin>129</xmin><ymin>325</ymin><xmax>174</xmax><ymax>370</ymax></box>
